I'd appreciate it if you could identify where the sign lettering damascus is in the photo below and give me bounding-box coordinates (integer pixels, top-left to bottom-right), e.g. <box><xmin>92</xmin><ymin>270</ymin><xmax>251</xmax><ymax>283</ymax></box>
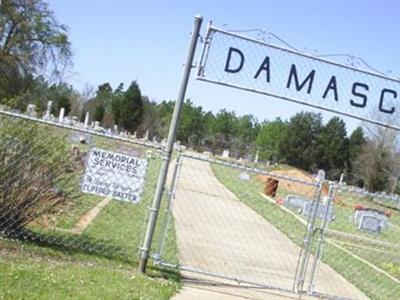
<box><xmin>198</xmin><ymin>27</ymin><xmax>400</xmax><ymax>129</ymax></box>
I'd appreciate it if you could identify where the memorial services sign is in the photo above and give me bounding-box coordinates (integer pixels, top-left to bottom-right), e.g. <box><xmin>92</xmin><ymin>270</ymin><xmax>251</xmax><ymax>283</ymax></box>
<box><xmin>198</xmin><ymin>27</ymin><xmax>400</xmax><ymax>130</ymax></box>
<box><xmin>81</xmin><ymin>148</ymin><xmax>148</xmax><ymax>203</ymax></box>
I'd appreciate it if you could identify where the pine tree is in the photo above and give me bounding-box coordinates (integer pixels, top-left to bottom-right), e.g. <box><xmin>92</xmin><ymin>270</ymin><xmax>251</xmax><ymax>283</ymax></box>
<box><xmin>113</xmin><ymin>81</ymin><xmax>143</xmax><ymax>133</ymax></box>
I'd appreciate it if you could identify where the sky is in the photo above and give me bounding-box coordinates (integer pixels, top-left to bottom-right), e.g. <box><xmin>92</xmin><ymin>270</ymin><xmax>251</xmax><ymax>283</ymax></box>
<box><xmin>47</xmin><ymin>0</ymin><xmax>400</xmax><ymax>133</ymax></box>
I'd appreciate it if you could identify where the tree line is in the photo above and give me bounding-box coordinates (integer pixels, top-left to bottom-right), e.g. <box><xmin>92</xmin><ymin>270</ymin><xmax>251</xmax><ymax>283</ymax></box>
<box><xmin>1</xmin><ymin>0</ymin><xmax>399</xmax><ymax>193</ymax></box>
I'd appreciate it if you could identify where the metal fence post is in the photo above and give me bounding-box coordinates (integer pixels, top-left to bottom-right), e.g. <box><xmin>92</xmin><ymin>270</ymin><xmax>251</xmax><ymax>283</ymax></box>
<box><xmin>307</xmin><ymin>182</ymin><xmax>335</xmax><ymax>295</ymax></box>
<box><xmin>293</xmin><ymin>170</ymin><xmax>325</xmax><ymax>294</ymax></box>
<box><xmin>138</xmin><ymin>15</ymin><xmax>203</xmax><ymax>273</ymax></box>
<box><xmin>155</xmin><ymin>151</ymin><xmax>183</xmax><ymax>260</ymax></box>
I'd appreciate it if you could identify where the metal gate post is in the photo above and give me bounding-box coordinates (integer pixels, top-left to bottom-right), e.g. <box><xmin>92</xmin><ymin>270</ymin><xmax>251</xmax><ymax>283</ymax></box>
<box><xmin>293</xmin><ymin>171</ymin><xmax>325</xmax><ymax>294</ymax></box>
<box><xmin>307</xmin><ymin>182</ymin><xmax>335</xmax><ymax>295</ymax></box>
<box><xmin>138</xmin><ymin>16</ymin><xmax>203</xmax><ymax>273</ymax></box>
<box><xmin>155</xmin><ymin>152</ymin><xmax>183</xmax><ymax>261</ymax></box>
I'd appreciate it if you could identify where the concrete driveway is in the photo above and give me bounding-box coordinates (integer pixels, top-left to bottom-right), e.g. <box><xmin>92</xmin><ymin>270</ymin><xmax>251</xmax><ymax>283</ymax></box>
<box><xmin>170</xmin><ymin>157</ymin><xmax>367</xmax><ymax>300</ymax></box>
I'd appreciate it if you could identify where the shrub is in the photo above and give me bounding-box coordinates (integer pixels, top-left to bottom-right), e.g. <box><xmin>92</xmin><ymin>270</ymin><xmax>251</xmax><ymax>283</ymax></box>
<box><xmin>0</xmin><ymin>116</ymin><xmax>75</xmax><ymax>235</ymax></box>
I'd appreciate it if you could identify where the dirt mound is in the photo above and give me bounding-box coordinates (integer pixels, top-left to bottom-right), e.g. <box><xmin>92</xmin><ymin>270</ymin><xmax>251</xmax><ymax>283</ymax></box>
<box><xmin>258</xmin><ymin>168</ymin><xmax>330</xmax><ymax>200</ymax></box>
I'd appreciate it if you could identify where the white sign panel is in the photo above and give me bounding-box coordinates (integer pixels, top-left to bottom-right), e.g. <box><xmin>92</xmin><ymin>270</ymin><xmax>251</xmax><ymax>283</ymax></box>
<box><xmin>198</xmin><ymin>27</ymin><xmax>400</xmax><ymax>129</ymax></box>
<box><xmin>81</xmin><ymin>147</ymin><xmax>148</xmax><ymax>203</ymax></box>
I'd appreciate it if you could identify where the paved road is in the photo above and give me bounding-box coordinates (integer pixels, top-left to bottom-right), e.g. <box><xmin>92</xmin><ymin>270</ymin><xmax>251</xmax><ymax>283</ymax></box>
<box><xmin>171</xmin><ymin>157</ymin><xmax>368</xmax><ymax>300</ymax></box>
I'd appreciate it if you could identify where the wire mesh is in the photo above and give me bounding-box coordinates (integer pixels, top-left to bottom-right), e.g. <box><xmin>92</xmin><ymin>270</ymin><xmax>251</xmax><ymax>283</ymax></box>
<box><xmin>312</xmin><ymin>184</ymin><xmax>400</xmax><ymax>300</ymax></box>
<box><xmin>198</xmin><ymin>27</ymin><xmax>400</xmax><ymax>130</ymax></box>
<box><xmin>0</xmin><ymin>111</ymin><xmax>167</xmax><ymax>267</ymax></box>
<box><xmin>157</xmin><ymin>153</ymin><xmax>317</xmax><ymax>294</ymax></box>
<box><xmin>158</xmin><ymin>153</ymin><xmax>400</xmax><ymax>299</ymax></box>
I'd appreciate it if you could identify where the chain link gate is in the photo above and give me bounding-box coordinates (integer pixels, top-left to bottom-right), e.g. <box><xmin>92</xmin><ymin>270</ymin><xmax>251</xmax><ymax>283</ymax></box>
<box><xmin>153</xmin><ymin>152</ymin><xmax>369</xmax><ymax>299</ymax></box>
<box><xmin>0</xmin><ymin>109</ymin><xmax>169</xmax><ymax>267</ymax></box>
<box><xmin>155</xmin><ymin>151</ymin><xmax>400</xmax><ymax>299</ymax></box>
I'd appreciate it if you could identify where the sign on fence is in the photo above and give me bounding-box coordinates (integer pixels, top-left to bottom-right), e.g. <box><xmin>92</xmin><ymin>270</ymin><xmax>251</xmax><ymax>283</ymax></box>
<box><xmin>81</xmin><ymin>147</ymin><xmax>147</xmax><ymax>203</ymax></box>
<box><xmin>198</xmin><ymin>27</ymin><xmax>400</xmax><ymax>129</ymax></box>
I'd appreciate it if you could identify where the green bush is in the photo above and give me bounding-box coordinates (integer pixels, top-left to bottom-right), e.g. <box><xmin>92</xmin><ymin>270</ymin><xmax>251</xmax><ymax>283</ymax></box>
<box><xmin>0</xmin><ymin>116</ymin><xmax>75</xmax><ymax>235</ymax></box>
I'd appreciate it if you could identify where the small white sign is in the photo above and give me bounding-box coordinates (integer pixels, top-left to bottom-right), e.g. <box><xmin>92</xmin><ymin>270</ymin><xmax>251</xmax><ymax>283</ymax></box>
<box><xmin>81</xmin><ymin>147</ymin><xmax>148</xmax><ymax>203</ymax></box>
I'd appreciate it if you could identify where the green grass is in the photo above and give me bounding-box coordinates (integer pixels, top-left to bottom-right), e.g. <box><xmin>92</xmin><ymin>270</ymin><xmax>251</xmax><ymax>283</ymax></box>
<box><xmin>212</xmin><ymin>163</ymin><xmax>400</xmax><ymax>300</ymax></box>
<box><xmin>0</xmin><ymin>150</ymin><xmax>180</xmax><ymax>299</ymax></box>
<box><xmin>0</xmin><ymin>244</ymin><xmax>178</xmax><ymax>300</ymax></box>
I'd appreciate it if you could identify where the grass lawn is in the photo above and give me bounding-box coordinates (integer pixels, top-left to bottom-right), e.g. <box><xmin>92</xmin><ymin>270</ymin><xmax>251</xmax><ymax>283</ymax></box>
<box><xmin>0</xmin><ymin>240</ymin><xmax>178</xmax><ymax>300</ymax></box>
<box><xmin>212</xmin><ymin>163</ymin><xmax>400</xmax><ymax>300</ymax></box>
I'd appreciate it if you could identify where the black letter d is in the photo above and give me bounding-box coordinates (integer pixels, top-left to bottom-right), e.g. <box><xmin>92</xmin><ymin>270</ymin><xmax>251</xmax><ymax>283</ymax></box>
<box><xmin>224</xmin><ymin>47</ymin><xmax>245</xmax><ymax>73</ymax></box>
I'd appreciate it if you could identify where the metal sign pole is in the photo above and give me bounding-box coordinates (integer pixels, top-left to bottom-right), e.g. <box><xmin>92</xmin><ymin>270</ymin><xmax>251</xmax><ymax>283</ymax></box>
<box><xmin>138</xmin><ymin>15</ymin><xmax>203</xmax><ymax>273</ymax></box>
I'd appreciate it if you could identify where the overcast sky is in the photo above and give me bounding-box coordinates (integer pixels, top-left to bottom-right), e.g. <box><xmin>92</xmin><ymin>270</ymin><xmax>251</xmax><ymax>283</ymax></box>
<box><xmin>48</xmin><ymin>0</ymin><xmax>400</xmax><ymax>132</ymax></box>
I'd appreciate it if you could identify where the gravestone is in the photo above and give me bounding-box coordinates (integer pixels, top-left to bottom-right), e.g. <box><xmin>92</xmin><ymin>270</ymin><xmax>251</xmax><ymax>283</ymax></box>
<box><xmin>352</xmin><ymin>210</ymin><xmax>388</xmax><ymax>232</ymax></box>
<box><xmin>59</xmin><ymin>107</ymin><xmax>65</xmax><ymax>123</ymax></box>
<box><xmin>302</xmin><ymin>202</ymin><xmax>335</xmax><ymax>222</ymax></box>
<box><xmin>254</xmin><ymin>150</ymin><xmax>259</xmax><ymax>163</ymax></box>
<box><xmin>285</xmin><ymin>195</ymin><xmax>310</xmax><ymax>211</ymax></box>
<box><xmin>222</xmin><ymin>149</ymin><xmax>230</xmax><ymax>158</ymax></box>
<box><xmin>84</xmin><ymin>111</ymin><xmax>90</xmax><ymax>128</ymax></box>
<box><xmin>26</xmin><ymin>104</ymin><xmax>37</xmax><ymax>117</ymax></box>
<box><xmin>44</xmin><ymin>101</ymin><xmax>52</xmax><ymax>119</ymax></box>
<box><xmin>69</xmin><ymin>132</ymin><xmax>93</xmax><ymax>144</ymax></box>
<box><xmin>359</xmin><ymin>215</ymin><xmax>383</xmax><ymax>233</ymax></box>
<box><xmin>238</xmin><ymin>172</ymin><xmax>250</xmax><ymax>181</ymax></box>
<box><xmin>146</xmin><ymin>150</ymin><xmax>153</xmax><ymax>159</ymax></box>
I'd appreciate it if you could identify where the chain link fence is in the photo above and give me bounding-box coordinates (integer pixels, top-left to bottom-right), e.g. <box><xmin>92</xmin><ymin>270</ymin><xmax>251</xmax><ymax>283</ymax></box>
<box><xmin>315</xmin><ymin>184</ymin><xmax>400</xmax><ymax>300</ymax></box>
<box><xmin>0</xmin><ymin>109</ymin><xmax>176</xmax><ymax>267</ymax></box>
<box><xmin>155</xmin><ymin>152</ymin><xmax>399</xmax><ymax>299</ymax></box>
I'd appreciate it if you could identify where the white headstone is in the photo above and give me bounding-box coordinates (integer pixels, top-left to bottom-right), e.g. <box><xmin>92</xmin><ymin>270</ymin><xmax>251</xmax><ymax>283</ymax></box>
<box><xmin>238</xmin><ymin>172</ymin><xmax>250</xmax><ymax>181</ymax></box>
<box><xmin>59</xmin><ymin>107</ymin><xmax>65</xmax><ymax>123</ymax></box>
<box><xmin>26</xmin><ymin>104</ymin><xmax>36</xmax><ymax>117</ymax></box>
<box><xmin>222</xmin><ymin>149</ymin><xmax>230</xmax><ymax>158</ymax></box>
<box><xmin>317</xmin><ymin>170</ymin><xmax>326</xmax><ymax>182</ymax></box>
<box><xmin>339</xmin><ymin>173</ymin><xmax>345</xmax><ymax>186</ymax></box>
<box><xmin>44</xmin><ymin>101</ymin><xmax>52</xmax><ymax>119</ymax></box>
<box><xmin>254</xmin><ymin>150</ymin><xmax>259</xmax><ymax>163</ymax></box>
<box><xmin>144</xmin><ymin>129</ymin><xmax>149</xmax><ymax>140</ymax></box>
<box><xmin>84</xmin><ymin>111</ymin><xmax>90</xmax><ymax>128</ymax></box>
<box><xmin>94</xmin><ymin>121</ymin><xmax>100</xmax><ymax>128</ymax></box>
